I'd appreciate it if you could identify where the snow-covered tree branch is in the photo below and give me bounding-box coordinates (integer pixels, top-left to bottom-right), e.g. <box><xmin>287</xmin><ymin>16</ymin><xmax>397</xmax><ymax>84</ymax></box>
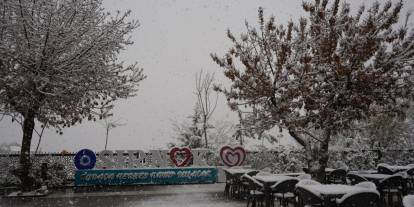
<box><xmin>0</xmin><ymin>0</ymin><xmax>145</xmax><ymax>190</ymax></box>
<box><xmin>212</xmin><ymin>0</ymin><xmax>414</xmax><ymax>182</ymax></box>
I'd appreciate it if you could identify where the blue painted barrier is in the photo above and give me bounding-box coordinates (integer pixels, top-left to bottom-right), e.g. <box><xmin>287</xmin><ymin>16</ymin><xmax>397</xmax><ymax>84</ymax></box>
<box><xmin>75</xmin><ymin>167</ymin><xmax>217</xmax><ymax>186</ymax></box>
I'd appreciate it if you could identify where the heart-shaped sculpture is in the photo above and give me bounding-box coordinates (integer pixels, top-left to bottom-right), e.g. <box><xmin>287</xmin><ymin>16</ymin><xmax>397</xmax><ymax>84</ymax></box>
<box><xmin>219</xmin><ymin>146</ymin><xmax>246</xmax><ymax>167</ymax></box>
<box><xmin>169</xmin><ymin>147</ymin><xmax>193</xmax><ymax>167</ymax></box>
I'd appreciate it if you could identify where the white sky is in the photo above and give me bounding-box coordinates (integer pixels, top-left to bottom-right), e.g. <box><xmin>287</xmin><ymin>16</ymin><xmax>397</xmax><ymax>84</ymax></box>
<box><xmin>0</xmin><ymin>0</ymin><xmax>413</xmax><ymax>152</ymax></box>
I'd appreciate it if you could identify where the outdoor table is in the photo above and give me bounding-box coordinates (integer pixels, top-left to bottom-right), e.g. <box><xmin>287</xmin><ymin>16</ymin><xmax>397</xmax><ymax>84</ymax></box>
<box><xmin>387</xmin><ymin>165</ymin><xmax>411</xmax><ymax>172</ymax></box>
<box><xmin>278</xmin><ymin>172</ymin><xmax>306</xmax><ymax>177</ymax></box>
<box><xmin>253</xmin><ymin>175</ymin><xmax>297</xmax><ymax>207</ymax></box>
<box><xmin>297</xmin><ymin>184</ymin><xmax>373</xmax><ymax>207</ymax></box>
<box><xmin>358</xmin><ymin>173</ymin><xmax>392</xmax><ymax>185</ymax></box>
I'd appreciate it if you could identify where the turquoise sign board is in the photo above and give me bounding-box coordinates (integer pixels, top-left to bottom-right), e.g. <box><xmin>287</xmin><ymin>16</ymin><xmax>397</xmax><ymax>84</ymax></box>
<box><xmin>75</xmin><ymin>167</ymin><xmax>217</xmax><ymax>186</ymax></box>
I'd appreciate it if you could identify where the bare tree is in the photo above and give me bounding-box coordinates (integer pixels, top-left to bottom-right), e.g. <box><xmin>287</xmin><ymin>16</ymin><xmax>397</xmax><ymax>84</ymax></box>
<box><xmin>0</xmin><ymin>0</ymin><xmax>145</xmax><ymax>190</ymax></box>
<box><xmin>195</xmin><ymin>70</ymin><xmax>218</xmax><ymax>148</ymax></box>
<box><xmin>103</xmin><ymin>118</ymin><xmax>125</xmax><ymax>150</ymax></box>
<box><xmin>212</xmin><ymin>0</ymin><xmax>414</xmax><ymax>181</ymax></box>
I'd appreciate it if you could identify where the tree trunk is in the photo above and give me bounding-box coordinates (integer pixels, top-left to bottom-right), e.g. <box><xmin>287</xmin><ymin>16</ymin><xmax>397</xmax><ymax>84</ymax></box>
<box><xmin>312</xmin><ymin>129</ymin><xmax>331</xmax><ymax>183</ymax></box>
<box><xmin>19</xmin><ymin>110</ymin><xmax>36</xmax><ymax>191</ymax></box>
<box><xmin>203</xmin><ymin>120</ymin><xmax>208</xmax><ymax>148</ymax></box>
<box><xmin>105</xmin><ymin>126</ymin><xmax>109</xmax><ymax>150</ymax></box>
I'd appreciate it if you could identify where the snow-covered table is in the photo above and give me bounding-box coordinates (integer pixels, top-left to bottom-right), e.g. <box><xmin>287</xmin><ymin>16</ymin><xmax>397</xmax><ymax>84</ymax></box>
<box><xmin>404</xmin><ymin>195</ymin><xmax>414</xmax><ymax>207</ymax></box>
<box><xmin>254</xmin><ymin>175</ymin><xmax>298</xmax><ymax>207</ymax></box>
<box><xmin>297</xmin><ymin>184</ymin><xmax>377</xmax><ymax>207</ymax></box>
<box><xmin>253</xmin><ymin>175</ymin><xmax>295</xmax><ymax>184</ymax></box>
<box><xmin>223</xmin><ymin>168</ymin><xmax>258</xmax><ymax>177</ymax></box>
<box><xmin>298</xmin><ymin>184</ymin><xmax>368</xmax><ymax>196</ymax></box>
<box><xmin>278</xmin><ymin>172</ymin><xmax>306</xmax><ymax>177</ymax></box>
<box><xmin>387</xmin><ymin>165</ymin><xmax>412</xmax><ymax>172</ymax></box>
<box><xmin>358</xmin><ymin>173</ymin><xmax>393</xmax><ymax>183</ymax></box>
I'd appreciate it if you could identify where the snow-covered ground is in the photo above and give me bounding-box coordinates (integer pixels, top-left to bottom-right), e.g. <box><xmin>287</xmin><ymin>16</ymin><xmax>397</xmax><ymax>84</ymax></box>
<box><xmin>0</xmin><ymin>184</ymin><xmax>245</xmax><ymax>207</ymax></box>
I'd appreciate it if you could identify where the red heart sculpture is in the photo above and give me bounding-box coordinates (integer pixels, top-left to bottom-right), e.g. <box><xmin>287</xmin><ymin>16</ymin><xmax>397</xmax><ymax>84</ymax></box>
<box><xmin>220</xmin><ymin>146</ymin><xmax>246</xmax><ymax>167</ymax></box>
<box><xmin>169</xmin><ymin>147</ymin><xmax>193</xmax><ymax>167</ymax></box>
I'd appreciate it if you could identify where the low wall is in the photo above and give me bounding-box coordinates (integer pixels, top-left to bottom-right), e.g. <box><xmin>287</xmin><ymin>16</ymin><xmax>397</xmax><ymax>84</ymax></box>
<box><xmin>1</xmin><ymin>149</ymin><xmax>413</xmax><ymax>186</ymax></box>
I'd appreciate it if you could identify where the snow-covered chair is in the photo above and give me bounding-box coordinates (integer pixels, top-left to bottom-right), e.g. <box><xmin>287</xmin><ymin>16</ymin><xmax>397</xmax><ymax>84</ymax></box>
<box><xmin>271</xmin><ymin>178</ymin><xmax>298</xmax><ymax>207</ymax></box>
<box><xmin>336</xmin><ymin>190</ymin><xmax>380</xmax><ymax>207</ymax></box>
<box><xmin>406</xmin><ymin>167</ymin><xmax>414</xmax><ymax>193</ymax></box>
<box><xmin>355</xmin><ymin>181</ymin><xmax>377</xmax><ymax>190</ymax></box>
<box><xmin>327</xmin><ymin>169</ymin><xmax>347</xmax><ymax>184</ymax></box>
<box><xmin>377</xmin><ymin>165</ymin><xmax>394</xmax><ymax>175</ymax></box>
<box><xmin>295</xmin><ymin>185</ymin><xmax>323</xmax><ymax>207</ymax></box>
<box><xmin>378</xmin><ymin>175</ymin><xmax>404</xmax><ymax>206</ymax></box>
<box><xmin>346</xmin><ymin>173</ymin><xmax>368</xmax><ymax>185</ymax></box>
<box><xmin>241</xmin><ymin>174</ymin><xmax>265</xmax><ymax>207</ymax></box>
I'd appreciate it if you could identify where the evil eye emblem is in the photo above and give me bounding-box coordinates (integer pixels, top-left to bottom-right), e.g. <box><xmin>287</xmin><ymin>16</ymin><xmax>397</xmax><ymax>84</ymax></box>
<box><xmin>80</xmin><ymin>155</ymin><xmax>91</xmax><ymax>166</ymax></box>
<box><xmin>74</xmin><ymin>149</ymin><xmax>96</xmax><ymax>170</ymax></box>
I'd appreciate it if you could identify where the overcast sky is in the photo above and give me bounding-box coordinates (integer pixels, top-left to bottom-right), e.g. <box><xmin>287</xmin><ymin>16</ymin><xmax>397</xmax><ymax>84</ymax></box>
<box><xmin>0</xmin><ymin>0</ymin><xmax>413</xmax><ymax>152</ymax></box>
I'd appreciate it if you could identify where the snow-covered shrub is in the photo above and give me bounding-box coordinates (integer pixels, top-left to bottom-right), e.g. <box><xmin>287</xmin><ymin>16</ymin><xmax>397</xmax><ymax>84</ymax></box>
<box><xmin>327</xmin><ymin>150</ymin><xmax>376</xmax><ymax>171</ymax></box>
<box><xmin>247</xmin><ymin>146</ymin><xmax>306</xmax><ymax>173</ymax></box>
<box><xmin>30</xmin><ymin>161</ymin><xmax>67</xmax><ymax>188</ymax></box>
<box><xmin>379</xmin><ymin>150</ymin><xmax>414</xmax><ymax>166</ymax></box>
<box><xmin>0</xmin><ymin>164</ymin><xmax>21</xmax><ymax>187</ymax></box>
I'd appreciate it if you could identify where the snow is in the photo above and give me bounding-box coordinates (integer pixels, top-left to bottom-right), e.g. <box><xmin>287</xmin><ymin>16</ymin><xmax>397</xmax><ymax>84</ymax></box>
<box><xmin>404</xmin><ymin>195</ymin><xmax>414</xmax><ymax>207</ymax></box>
<box><xmin>298</xmin><ymin>184</ymin><xmax>375</xmax><ymax>196</ymax></box>
<box><xmin>336</xmin><ymin>189</ymin><xmax>380</xmax><ymax>204</ymax></box>
<box><xmin>357</xmin><ymin>173</ymin><xmax>392</xmax><ymax>180</ymax></box>
<box><xmin>0</xmin><ymin>184</ymin><xmax>245</xmax><ymax>207</ymax></box>
<box><xmin>253</xmin><ymin>175</ymin><xmax>294</xmax><ymax>183</ymax></box>
<box><xmin>7</xmin><ymin>187</ymin><xmax>49</xmax><ymax>198</ymax></box>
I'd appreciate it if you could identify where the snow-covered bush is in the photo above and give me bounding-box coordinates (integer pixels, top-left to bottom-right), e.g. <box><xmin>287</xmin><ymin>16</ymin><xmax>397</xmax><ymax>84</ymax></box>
<box><xmin>0</xmin><ymin>164</ymin><xmax>21</xmax><ymax>187</ymax></box>
<box><xmin>246</xmin><ymin>147</ymin><xmax>408</xmax><ymax>173</ymax></box>
<box><xmin>327</xmin><ymin>150</ymin><xmax>377</xmax><ymax>171</ymax></box>
<box><xmin>30</xmin><ymin>161</ymin><xmax>67</xmax><ymax>188</ymax></box>
<box><xmin>247</xmin><ymin>146</ymin><xmax>307</xmax><ymax>173</ymax></box>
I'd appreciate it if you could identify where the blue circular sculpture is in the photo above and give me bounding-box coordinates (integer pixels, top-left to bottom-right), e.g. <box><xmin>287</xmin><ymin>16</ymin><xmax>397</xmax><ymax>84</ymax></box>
<box><xmin>74</xmin><ymin>149</ymin><xmax>96</xmax><ymax>170</ymax></box>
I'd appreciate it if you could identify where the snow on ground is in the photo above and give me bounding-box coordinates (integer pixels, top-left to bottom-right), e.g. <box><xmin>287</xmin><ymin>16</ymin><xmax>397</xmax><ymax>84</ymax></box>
<box><xmin>0</xmin><ymin>184</ymin><xmax>245</xmax><ymax>207</ymax></box>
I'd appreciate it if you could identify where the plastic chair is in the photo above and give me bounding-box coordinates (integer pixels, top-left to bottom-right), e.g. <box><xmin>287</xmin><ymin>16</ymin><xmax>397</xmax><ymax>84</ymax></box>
<box><xmin>378</xmin><ymin>175</ymin><xmax>404</xmax><ymax>207</ymax></box>
<box><xmin>240</xmin><ymin>171</ymin><xmax>260</xmax><ymax>199</ymax></box>
<box><xmin>336</xmin><ymin>191</ymin><xmax>380</xmax><ymax>207</ymax></box>
<box><xmin>326</xmin><ymin>169</ymin><xmax>347</xmax><ymax>184</ymax></box>
<box><xmin>406</xmin><ymin>168</ymin><xmax>414</xmax><ymax>194</ymax></box>
<box><xmin>356</xmin><ymin>181</ymin><xmax>377</xmax><ymax>190</ymax></box>
<box><xmin>378</xmin><ymin>165</ymin><xmax>394</xmax><ymax>175</ymax></box>
<box><xmin>295</xmin><ymin>186</ymin><xmax>324</xmax><ymax>207</ymax></box>
<box><xmin>242</xmin><ymin>174</ymin><xmax>265</xmax><ymax>207</ymax></box>
<box><xmin>224</xmin><ymin>171</ymin><xmax>233</xmax><ymax>198</ymax></box>
<box><xmin>346</xmin><ymin>173</ymin><xmax>368</xmax><ymax>185</ymax></box>
<box><xmin>271</xmin><ymin>178</ymin><xmax>298</xmax><ymax>207</ymax></box>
